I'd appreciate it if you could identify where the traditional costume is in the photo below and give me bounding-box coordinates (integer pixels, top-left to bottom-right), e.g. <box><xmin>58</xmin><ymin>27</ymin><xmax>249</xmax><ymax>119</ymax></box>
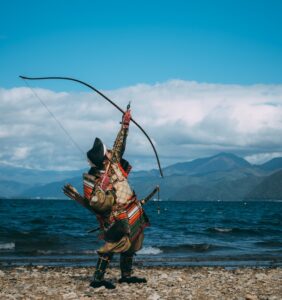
<box><xmin>64</xmin><ymin>109</ymin><xmax>157</xmax><ymax>289</ymax></box>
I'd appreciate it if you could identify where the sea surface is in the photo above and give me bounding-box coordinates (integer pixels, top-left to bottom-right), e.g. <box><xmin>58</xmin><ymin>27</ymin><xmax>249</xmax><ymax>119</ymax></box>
<box><xmin>0</xmin><ymin>199</ymin><xmax>281</xmax><ymax>267</ymax></box>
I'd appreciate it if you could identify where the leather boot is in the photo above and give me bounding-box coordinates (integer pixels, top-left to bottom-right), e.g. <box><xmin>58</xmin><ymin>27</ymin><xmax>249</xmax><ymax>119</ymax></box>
<box><xmin>118</xmin><ymin>253</ymin><xmax>146</xmax><ymax>284</ymax></box>
<box><xmin>90</xmin><ymin>253</ymin><xmax>115</xmax><ymax>289</ymax></box>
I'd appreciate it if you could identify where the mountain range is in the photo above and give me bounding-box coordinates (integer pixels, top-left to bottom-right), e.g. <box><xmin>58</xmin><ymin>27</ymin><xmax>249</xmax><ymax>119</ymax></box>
<box><xmin>1</xmin><ymin>152</ymin><xmax>282</xmax><ymax>201</ymax></box>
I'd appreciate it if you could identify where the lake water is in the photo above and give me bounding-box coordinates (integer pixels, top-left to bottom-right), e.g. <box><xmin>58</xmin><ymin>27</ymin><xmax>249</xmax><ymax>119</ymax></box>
<box><xmin>0</xmin><ymin>199</ymin><xmax>281</xmax><ymax>267</ymax></box>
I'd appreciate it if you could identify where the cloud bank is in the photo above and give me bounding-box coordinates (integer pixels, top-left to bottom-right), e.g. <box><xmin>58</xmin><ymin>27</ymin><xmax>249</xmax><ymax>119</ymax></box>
<box><xmin>1</xmin><ymin>80</ymin><xmax>282</xmax><ymax>170</ymax></box>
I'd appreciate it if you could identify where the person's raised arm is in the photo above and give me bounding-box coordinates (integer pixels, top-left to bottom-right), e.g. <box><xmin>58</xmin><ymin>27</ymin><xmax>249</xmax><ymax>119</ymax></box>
<box><xmin>111</xmin><ymin>108</ymin><xmax>131</xmax><ymax>163</ymax></box>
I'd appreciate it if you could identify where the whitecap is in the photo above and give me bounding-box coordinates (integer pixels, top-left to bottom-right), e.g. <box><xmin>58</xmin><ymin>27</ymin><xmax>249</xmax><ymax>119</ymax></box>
<box><xmin>0</xmin><ymin>242</ymin><xmax>15</xmax><ymax>250</ymax></box>
<box><xmin>214</xmin><ymin>228</ymin><xmax>232</xmax><ymax>233</ymax></box>
<box><xmin>137</xmin><ymin>246</ymin><xmax>163</xmax><ymax>255</ymax></box>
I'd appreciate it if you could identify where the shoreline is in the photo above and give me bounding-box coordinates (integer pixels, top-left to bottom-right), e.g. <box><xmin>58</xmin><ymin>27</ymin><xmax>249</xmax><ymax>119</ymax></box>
<box><xmin>1</xmin><ymin>260</ymin><xmax>281</xmax><ymax>268</ymax></box>
<box><xmin>0</xmin><ymin>266</ymin><xmax>281</xmax><ymax>299</ymax></box>
<box><xmin>1</xmin><ymin>252</ymin><xmax>281</xmax><ymax>268</ymax></box>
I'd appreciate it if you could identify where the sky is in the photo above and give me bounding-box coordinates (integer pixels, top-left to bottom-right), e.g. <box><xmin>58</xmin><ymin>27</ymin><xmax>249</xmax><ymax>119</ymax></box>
<box><xmin>1</xmin><ymin>0</ymin><xmax>282</xmax><ymax>171</ymax></box>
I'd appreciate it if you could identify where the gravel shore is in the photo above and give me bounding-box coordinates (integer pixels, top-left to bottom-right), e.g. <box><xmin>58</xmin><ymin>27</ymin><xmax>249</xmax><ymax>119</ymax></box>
<box><xmin>0</xmin><ymin>266</ymin><xmax>281</xmax><ymax>299</ymax></box>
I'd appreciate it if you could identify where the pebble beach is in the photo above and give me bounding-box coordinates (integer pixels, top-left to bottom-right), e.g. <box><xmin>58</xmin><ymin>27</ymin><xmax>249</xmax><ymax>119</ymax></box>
<box><xmin>0</xmin><ymin>266</ymin><xmax>281</xmax><ymax>300</ymax></box>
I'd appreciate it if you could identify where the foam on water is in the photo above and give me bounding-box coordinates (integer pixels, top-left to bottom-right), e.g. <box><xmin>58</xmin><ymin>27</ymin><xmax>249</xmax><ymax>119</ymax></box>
<box><xmin>36</xmin><ymin>249</ymin><xmax>97</xmax><ymax>255</ymax></box>
<box><xmin>138</xmin><ymin>246</ymin><xmax>163</xmax><ymax>255</ymax></box>
<box><xmin>0</xmin><ymin>242</ymin><xmax>15</xmax><ymax>250</ymax></box>
<box><xmin>214</xmin><ymin>227</ymin><xmax>233</xmax><ymax>233</ymax></box>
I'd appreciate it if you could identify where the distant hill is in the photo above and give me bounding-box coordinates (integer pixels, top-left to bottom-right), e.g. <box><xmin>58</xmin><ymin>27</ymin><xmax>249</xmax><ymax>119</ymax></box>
<box><xmin>172</xmin><ymin>174</ymin><xmax>263</xmax><ymax>201</ymax></box>
<box><xmin>0</xmin><ymin>180</ymin><xmax>30</xmax><ymax>198</ymax></box>
<box><xmin>259</xmin><ymin>157</ymin><xmax>282</xmax><ymax>172</ymax></box>
<box><xmin>1</xmin><ymin>153</ymin><xmax>282</xmax><ymax>201</ymax></box>
<box><xmin>0</xmin><ymin>163</ymin><xmax>84</xmax><ymax>185</ymax></box>
<box><xmin>162</xmin><ymin>152</ymin><xmax>251</xmax><ymax>176</ymax></box>
<box><xmin>22</xmin><ymin>176</ymin><xmax>83</xmax><ymax>199</ymax></box>
<box><xmin>245</xmin><ymin>170</ymin><xmax>282</xmax><ymax>200</ymax></box>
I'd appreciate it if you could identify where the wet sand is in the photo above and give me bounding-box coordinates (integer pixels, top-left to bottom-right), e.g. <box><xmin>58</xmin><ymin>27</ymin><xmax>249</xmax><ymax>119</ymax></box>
<box><xmin>0</xmin><ymin>266</ymin><xmax>281</xmax><ymax>299</ymax></box>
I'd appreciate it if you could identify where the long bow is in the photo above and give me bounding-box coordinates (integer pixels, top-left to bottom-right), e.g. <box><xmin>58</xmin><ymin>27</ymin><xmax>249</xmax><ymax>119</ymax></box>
<box><xmin>19</xmin><ymin>75</ymin><xmax>163</xmax><ymax>177</ymax></box>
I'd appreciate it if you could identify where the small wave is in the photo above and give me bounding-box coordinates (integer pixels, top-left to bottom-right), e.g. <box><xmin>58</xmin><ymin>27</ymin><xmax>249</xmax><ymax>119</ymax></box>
<box><xmin>138</xmin><ymin>246</ymin><xmax>163</xmax><ymax>255</ymax></box>
<box><xmin>259</xmin><ymin>214</ymin><xmax>282</xmax><ymax>226</ymax></box>
<box><xmin>255</xmin><ymin>241</ymin><xmax>282</xmax><ymax>248</ymax></box>
<box><xmin>160</xmin><ymin>243</ymin><xmax>226</xmax><ymax>253</ymax></box>
<box><xmin>0</xmin><ymin>242</ymin><xmax>15</xmax><ymax>250</ymax></box>
<box><xmin>36</xmin><ymin>249</ymin><xmax>97</xmax><ymax>255</ymax></box>
<box><xmin>36</xmin><ymin>248</ymin><xmax>175</xmax><ymax>257</ymax></box>
<box><xmin>82</xmin><ymin>250</ymin><xmax>97</xmax><ymax>254</ymax></box>
<box><xmin>206</xmin><ymin>227</ymin><xmax>278</xmax><ymax>235</ymax></box>
<box><xmin>36</xmin><ymin>250</ymin><xmax>53</xmax><ymax>255</ymax></box>
<box><xmin>213</xmin><ymin>228</ymin><xmax>233</xmax><ymax>233</ymax></box>
<box><xmin>207</xmin><ymin>227</ymin><xmax>234</xmax><ymax>234</ymax></box>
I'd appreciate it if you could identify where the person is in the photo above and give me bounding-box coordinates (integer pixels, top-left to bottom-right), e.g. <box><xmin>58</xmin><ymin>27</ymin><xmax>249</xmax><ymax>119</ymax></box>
<box><xmin>82</xmin><ymin>108</ymin><xmax>152</xmax><ymax>289</ymax></box>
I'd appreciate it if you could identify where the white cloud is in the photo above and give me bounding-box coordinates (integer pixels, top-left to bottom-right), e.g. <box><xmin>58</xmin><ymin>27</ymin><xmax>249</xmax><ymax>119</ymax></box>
<box><xmin>245</xmin><ymin>152</ymin><xmax>282</xmax><ymax>165</ymax></box>
<box><xmin>0</xmin><ymin>80</ymin><xmax>282</xmax><ymax>170</ymax></box>
<box><xmin>12</xmin><ymin>146</ymin><xmax>30</xmax><ymax>160</ymax></box>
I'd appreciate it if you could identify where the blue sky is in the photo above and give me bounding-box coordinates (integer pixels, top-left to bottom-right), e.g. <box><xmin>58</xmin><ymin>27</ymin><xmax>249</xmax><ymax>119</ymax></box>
<box><xmin>1</xmin><ymin>0</ymin><xmax>282</xmax><ymax>90</ymax></box>
<box><xmin>1</xmin><ymin>0</ymin><xmax>282</xmax><ymax>171</ymax></box>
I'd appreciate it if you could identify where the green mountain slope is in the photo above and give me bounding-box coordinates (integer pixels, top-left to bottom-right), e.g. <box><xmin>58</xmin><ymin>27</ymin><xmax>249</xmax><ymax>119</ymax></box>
<box><xmin>245</xmin><ymin>170</ymin><xmax>282</xmax><ymax>200</ymax></box>
<box><xmin>1</xmin><ymin>153</ymin><xmax>282</xmax><ymax>201</ymax></box>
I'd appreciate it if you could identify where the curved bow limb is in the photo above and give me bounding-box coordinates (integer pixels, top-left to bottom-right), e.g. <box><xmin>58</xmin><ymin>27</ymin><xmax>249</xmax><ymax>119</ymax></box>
<box><xmin>19</xmin><ymin>75</ymin><xmax>163</xmax><ymax>178</ymax></box>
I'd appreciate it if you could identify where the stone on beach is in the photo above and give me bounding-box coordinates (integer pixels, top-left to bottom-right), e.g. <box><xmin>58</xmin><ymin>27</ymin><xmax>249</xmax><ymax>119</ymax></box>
<box><xmin>0</xmin><ymin>266</ymin><xmax>281</xmax><ymax>300</ymax></box>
